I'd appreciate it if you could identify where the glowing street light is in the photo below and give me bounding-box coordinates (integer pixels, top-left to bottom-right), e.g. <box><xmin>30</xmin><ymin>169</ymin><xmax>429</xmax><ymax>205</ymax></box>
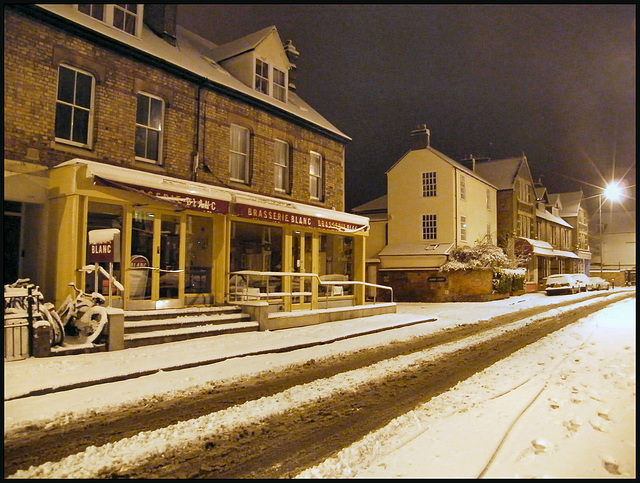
<box><xmin>598</xmin><ymin>182</ymin><xmax>622</xmax><ymax>278</ymax></box>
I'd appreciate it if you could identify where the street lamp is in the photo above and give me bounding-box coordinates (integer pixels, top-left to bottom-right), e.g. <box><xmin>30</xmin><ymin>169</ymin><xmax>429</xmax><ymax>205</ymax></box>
<box><xmin>598</xmin><ymin>182</ymin><xmax>622</xmax><ymax>277</ymax></box>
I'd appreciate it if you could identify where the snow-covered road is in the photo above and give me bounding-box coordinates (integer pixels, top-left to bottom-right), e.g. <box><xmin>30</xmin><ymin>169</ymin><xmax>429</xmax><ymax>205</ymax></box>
<box><xmin>4</xmin><ymin>289</ymin><xmax>635</xmax><ymax>478</ymax></box>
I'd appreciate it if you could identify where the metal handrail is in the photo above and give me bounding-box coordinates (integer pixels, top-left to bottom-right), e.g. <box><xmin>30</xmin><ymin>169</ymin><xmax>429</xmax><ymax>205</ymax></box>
<box><xmin>229</xmin><ymin>270</ymin><xmax>393</xmax><ymax>304</ymax></box>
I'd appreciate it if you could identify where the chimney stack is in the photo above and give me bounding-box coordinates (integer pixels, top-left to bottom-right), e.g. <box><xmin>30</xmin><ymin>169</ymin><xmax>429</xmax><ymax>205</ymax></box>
<box><xmin>410</xmin><ymin>124</ymin><xmax>430</xmax><ymax>150</ymax></box>
<box><xmin>144</xmin><ymin>4</ymin><xmax>177</xmax><ymax>46</ymax></box>
<box><xmin>283</xmin><ymin>40</ymin><xmax>299</xmax><ymax>91</ymax></box>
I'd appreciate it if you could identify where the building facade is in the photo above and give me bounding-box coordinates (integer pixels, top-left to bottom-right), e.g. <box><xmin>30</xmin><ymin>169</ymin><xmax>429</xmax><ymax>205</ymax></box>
<box><xmin>4</xmin><ymin>4</ymin><xmax>370</xmax><ymax>312</ymax></box>
<box><xmin>353</xmin><ymin>125</ymin><xmax>498</xmax><ymax>301</ymax></box>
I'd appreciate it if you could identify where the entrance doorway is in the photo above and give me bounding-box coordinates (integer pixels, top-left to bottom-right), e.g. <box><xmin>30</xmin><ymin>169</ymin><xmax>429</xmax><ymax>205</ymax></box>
<box><xmin>292</xmin><ymin>231</ymin><xmax>313</xmax><ymax>309</ymax></box>
<box><xmin>128</xmin><ymin>210</ymin><xmax>183</xmax><ymax>310</ymax></box>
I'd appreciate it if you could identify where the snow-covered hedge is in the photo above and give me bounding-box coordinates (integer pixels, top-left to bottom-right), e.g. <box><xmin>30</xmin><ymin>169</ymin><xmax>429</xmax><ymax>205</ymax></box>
<box><xmin>441</xmin><ymin>243</ymin><xmax>525</xmax><ymax>294</ymax></box>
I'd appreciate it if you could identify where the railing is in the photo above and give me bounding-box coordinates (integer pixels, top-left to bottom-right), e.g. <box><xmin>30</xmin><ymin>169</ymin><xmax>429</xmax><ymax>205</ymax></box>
<box><xmin>228</xmin><ymin>270</ymin><xmax>393</xmax><ymax>305</ymax></box>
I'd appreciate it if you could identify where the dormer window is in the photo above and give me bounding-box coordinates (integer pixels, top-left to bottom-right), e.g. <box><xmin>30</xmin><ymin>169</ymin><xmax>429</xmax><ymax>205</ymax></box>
<box><xmin>77</xmin><ymin>4</ymin><xmax>143</xmax><ymax>37</ymax></box>
<box><xmin>255</xmin><ymin>59</ymin><xmax>269</xmax><ymax>95</ymax></box>
<box><xmin>273</xmin><ymin>68</ymin><xmax>287</xmax><ymax>102</ymax></box>
<box><xmin>254</xmin><ymin>58</ymin><xmax>288</xmax><ymax>102</ymax></box>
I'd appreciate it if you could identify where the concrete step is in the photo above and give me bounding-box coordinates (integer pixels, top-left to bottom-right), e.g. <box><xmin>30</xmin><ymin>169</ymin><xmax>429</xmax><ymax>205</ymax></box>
<box><xmin>122</xmin><ymin>305</ymin><xmax>259</xmax><ymax>349</ymax></box>
<box><xmin>123</xmin><ymin>320</ymin><xmax>259</xmax><ymax>348</ymax></box>
<box><xmin>124</xmin><ymin>312</ymin><xmax>252</xmax><ymax>333</ymax></box>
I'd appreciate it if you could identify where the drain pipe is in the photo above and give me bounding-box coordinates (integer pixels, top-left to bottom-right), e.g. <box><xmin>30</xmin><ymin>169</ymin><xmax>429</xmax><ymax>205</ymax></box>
<box><xmin>192</xmin><ymin>84</ymin><xmax>203</xmax><ymax>181</ymax></box>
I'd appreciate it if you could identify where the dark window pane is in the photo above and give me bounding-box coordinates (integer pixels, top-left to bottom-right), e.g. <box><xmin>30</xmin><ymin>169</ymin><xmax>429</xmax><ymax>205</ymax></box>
<box><xmin>147</xmin><ymin>130</ymin><xmax>159</xmax><ymax>161</ymax></box>
<box><xmin>135</xmin><ymin>126</ymin><xmax>147</xmax><ymax>158</ymax></box>
<box><xmin>55</xmin><ymin>103</ymin><xmax>72</xmax><ymax>139</ymax></box>
<box><xmin>57</xmin><ymin>66</ymin><xmax>75</xmax><ymax>103</ymax></box>
<box><xmin>113</xmin><ymin>8</ymin><xmax>124</xmax><ymax>30</ymax></box>
<box><xmin>149</xmin><ymin>98</ymin><xmax>162</xmax><ymax>129</ymax></box>
<box><xmin>75</xmin><ymin>72</ymin><xmax>93</xmax><ymax>108</ymax></box>
<box><xmin>124</xmin><ymin>14</ymin><xmax>136</xmax><ymax>34</ymax></box>
<box><xmin>136</xmin><ymin>94</ymin><xmax>149</xmax><ymax>124</ymax></box>
<box><xmin>72</xmin><ymin>108</ymin><xmax>89</xmax><ymax>144</ymax></box>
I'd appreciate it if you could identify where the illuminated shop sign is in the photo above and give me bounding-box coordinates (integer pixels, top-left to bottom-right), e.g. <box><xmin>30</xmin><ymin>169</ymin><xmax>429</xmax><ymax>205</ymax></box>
<box><xmin>95</xmin><ymin>177</ymin><xmax>229</xmax><ymax>215</ymax></box>
<box><xmin>236</xmin><ymin>203</ymin><xmax>366</xmax><ymax>233</ymax></box>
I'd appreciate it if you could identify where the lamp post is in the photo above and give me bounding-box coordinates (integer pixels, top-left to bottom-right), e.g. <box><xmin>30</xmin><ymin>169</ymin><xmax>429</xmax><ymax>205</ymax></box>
<box><xmin>598</xmin><ymin>182</ymin><xmax>622</xmax><ymax>277</ymax></box>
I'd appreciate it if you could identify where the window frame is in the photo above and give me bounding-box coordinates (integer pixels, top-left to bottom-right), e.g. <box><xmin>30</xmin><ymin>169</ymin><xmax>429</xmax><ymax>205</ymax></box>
<box><xmin>55</xmin><ymin>63</ymin><xmax>95</xmax><ymax>148</ymax></box>
<box><xmin>274</xmin><ymin>139</ymin><xmax>291</xmax><ymax>193</ymax></box>
<box><xmin>272</xmin><ymin>67</ymin><xmax>287</xmax><ymax>102</ymax></box>
<box><xmin>422</xmin><ymin>214</ymin><xmax>437</xmax><ymax>241</ymax></box>
<box><xmin>255</xmin><ymin>59</ymin><xmax>270</xmax><ymax>95</ymax></box>
<box><xmin>460</xmin><ymin>174</ymin><xmax>466</xmax><ymax>200</ymax></box>
<box><xmin>135</xmin><ymin>92</ymin><xmax>165</xmax><ymax>164</ymax></box>
<box><xmin>229</xmin><ymin>124</ymin><xmax>251</xmax><ymax>184</ymax></box>
<box><xmin>309</xmin><ymin>150</ymin><xmax>324</xmax><ymax>201</ymax></box>
<box><xmin>77</xmin><ymin>4</ymin><xmax>143</xmax><ymax>37</ymax></box>
<box><xmin>422</xmin><ymin>172</ymin><xmax>437</xmax><ymax>197</ymax></box>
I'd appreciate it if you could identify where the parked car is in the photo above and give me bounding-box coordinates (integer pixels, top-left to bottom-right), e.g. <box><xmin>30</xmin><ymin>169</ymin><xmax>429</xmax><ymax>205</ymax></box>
<box><xmin>589</xmin><ymin>276</ymin><xmax>611</xmax><ymax>290</ymax></box>
<box><xmin>570</xmin><ymin>273</ymin><xmax>594</xmax><ymax>291</ymax></box>
<box><xmin>545</xmin><ymin>274</ymin><xmax>580</xmax><ymax>295</ymax></box>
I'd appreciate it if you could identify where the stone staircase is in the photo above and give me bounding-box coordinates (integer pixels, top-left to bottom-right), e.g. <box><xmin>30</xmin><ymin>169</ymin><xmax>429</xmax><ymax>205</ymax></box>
<box><xmin>123</xmin><ymin>305</ymin><xmax>259</xmax><ymax>349</ymax></box>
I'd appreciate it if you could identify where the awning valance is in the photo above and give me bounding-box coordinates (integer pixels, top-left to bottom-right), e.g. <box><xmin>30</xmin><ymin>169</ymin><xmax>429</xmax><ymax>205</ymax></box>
<box><xmin>54</xmin><ymin>159</ymin><xmax>369</xmax><ymax>233</ymax></box>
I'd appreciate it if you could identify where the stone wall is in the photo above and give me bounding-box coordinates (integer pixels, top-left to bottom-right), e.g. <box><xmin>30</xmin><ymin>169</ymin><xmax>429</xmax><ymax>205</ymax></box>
<box><xmin>379</xmin><ymin>268</ymin><xmax>509</xmax><ymax>302</ymax></box>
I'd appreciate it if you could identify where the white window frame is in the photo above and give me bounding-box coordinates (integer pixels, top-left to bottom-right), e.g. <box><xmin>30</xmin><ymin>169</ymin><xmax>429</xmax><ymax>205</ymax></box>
<box><xmin>460</xmin><ymin>214</ymin><xmax>467</xmax><ymax>242</ymax></box>
<box><xmin>273</xmin><ymin>67</ymin><xmax>287</xmax><ymax>102</ymax></box>
<box><xmin>274</xmin><ymin>139</ymin><xmax>291</xmax><ymax>193</ymax></box>
<box><xmin>460</xmin><ymin>174</ymin><xmax>466</xmax><ymax>200</ymax></box>
<box><xmin>422</xmin><ymin>214</ymin><xmax>437</xmax><ymax>241</ymax></box>
<box><xmin>77</xmin><ymin>4</ymin><xmax>143</xmax><ymax>37</ymax></box>
<box><xmin>422</xmin><ymin>172</ymin><xmax>437</xmax><ymax>197</ymax></box>
<box><xmin>55</xmin><ymin>63</ymin><xmax>95</xmax><ymax>148</ymax></box>
<box><xmin>230</xmin><ymin>124</ymin><xmax>251</xmax><ymax>184</ymax></box>
<box><xmin>135</xmin><ymin>92</ymin><xmax>165</xmax><ymax>164</ymax></box>
<box><xmin>255</xmin><ymin>59</ymin><xmax>270</xmax><ymax>95</ymax></box>
<box><xmin>309</xmin><ymin>151</ymin><xmax>323</xmax><ymax>200</ymax></box>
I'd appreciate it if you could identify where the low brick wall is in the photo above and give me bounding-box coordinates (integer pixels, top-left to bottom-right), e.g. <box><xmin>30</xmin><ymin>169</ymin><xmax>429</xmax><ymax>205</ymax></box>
<box><xmin>379</xmin><ymin>269</ymin><xmax>508</xmax><ymax>303</ymax></box>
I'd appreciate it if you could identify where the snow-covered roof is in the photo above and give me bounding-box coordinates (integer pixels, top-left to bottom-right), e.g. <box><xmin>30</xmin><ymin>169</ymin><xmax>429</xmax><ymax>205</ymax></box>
<box><xmin>33</xmin><ymin>5</ymin><xmax>350</xmax><ymax>141</ymax></box>
<box><xmin>474</xmin><ymin>156</ymin><xmax>532</xmax><ymax>191</ymax></box>
<box><xmin>548</xmin><ymin>191</ymin><xmax>583</xmax><ymax>217</ymax></box>
<box><xmin>210</xmin><ymin>25</ymin><xmax>278</xmax><ymax>62</ymax></box>
<box><xmin>536</xmin><ymin>208</ymin><xmax>574</xmax><ymax>228</ymax></box>
<box><xmin>352</xmin><ymin>195</ymin><xmax>388</xmax><ymax>214</ymax></box>
<box><xmin>378</xmin><ymin>242</ymin><xmax>454</xmax><ymax>257</ymax></box>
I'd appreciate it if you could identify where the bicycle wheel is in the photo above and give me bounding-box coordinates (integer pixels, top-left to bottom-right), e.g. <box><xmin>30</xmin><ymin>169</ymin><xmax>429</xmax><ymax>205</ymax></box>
<box><xmin>75</xmin><ymin>306</ymin><xmax>108</xmax><ymax>344</ymax></box>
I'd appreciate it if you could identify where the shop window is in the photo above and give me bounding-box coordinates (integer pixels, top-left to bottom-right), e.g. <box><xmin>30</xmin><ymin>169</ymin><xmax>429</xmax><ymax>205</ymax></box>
<box><xmin>319</xmin><ymin>234</ymin><xmax>354</xmax><ymax>295</ymax></box>
<box><xmin>85</xmin><ymin>202</ymin><xmax>123</xmax><ymax>296</ymax></box>
<box><xmin>55</xmin><ymin>64</ymin><xmax>95</xmax><ymax>148</ymax></box>
<box><xmin>185</xmin><ymin>216</ymin><xmax>213</xmax><ymax>294</ymax></box>
<box><xmin>230</xmin><ymin>221</ymin><xmax>283</xmax><ymax>288</ymax></box>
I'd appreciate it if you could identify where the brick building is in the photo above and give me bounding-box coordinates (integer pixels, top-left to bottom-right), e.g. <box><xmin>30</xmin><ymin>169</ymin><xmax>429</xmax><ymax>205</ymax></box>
<box><xmin>4</xmin><ymin>5</ymin><xmax>378</xmax><ymax>316</ymax></box>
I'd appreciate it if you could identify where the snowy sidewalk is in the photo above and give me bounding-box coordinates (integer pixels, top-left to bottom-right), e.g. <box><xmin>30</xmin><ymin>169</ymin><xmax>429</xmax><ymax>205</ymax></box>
<box><xmin>4</xmin><ymin>289</ymin><xmax>632</xmax><ymax>403</ymax></box>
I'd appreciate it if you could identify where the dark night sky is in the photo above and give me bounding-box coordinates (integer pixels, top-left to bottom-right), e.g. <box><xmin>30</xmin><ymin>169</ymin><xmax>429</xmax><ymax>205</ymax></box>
<box><xmin>176</xmin><ymin>4</ymin><xmax>635</xmax><ymax>213</ymax></box>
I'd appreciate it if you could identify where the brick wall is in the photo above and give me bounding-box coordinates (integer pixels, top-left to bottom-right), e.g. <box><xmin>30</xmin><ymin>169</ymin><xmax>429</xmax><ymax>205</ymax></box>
<box><xmin>380</xmin><ymin>268</ymin><xmax>507</xmax><ymax>302</ymax></box>
<box><xmin>4</xmin><ymin>7</ymin><xmax>345</xmax><ymax>210</ymax></box>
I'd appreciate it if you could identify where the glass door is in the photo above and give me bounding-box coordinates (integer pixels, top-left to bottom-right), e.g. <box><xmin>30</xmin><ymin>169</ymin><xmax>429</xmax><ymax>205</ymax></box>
<box><xmin>128</xmin><ymin>210</ymin><xmax>183</xmax><ymax>310</ymax></box>
<box><xmin>291</xmin><ymin>231</ymin><xmax>312</xmax><ymax>309</ymax></box>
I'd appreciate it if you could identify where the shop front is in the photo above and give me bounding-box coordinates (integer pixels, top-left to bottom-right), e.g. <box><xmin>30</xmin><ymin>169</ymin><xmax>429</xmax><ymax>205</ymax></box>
<box><xmin>48</xmin><ymin>159</ymin><xmax>369</xmax><ymax>312</ymax></box>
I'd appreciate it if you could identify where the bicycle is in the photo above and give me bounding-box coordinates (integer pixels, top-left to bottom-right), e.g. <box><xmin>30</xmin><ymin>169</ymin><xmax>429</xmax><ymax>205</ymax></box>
<box><xmin>4</xmin><ymin>278</ymin><xmax>65</xmax><ymax>346</ymax></box>
<box><xmin>57</xmin><ymin>282</ymin><xmax>109</xmax><ymax>344</ymax></box>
